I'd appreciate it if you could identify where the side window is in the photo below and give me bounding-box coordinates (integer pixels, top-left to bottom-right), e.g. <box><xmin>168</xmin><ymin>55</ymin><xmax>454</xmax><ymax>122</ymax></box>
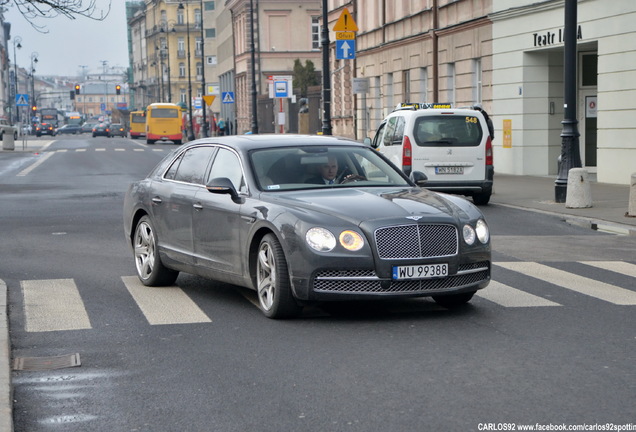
<box><xmin>394</xmin><ymin>116</ymin><xmax>406</xmax><ymax>144</ymax></box>
<box><xmin>371</xmin><ymin>122</ymin><xmax>386</xmax><ymax>148</ymax></box>
<box><xmin>172</xmin><ymin>146</ymin><xmax>216</xmax><ymax>184</ymax></box>
<box><xmin>164</xmin><ymin>153</ymin><xmax>184</xmax><ymax>180</ymax></box>
<box><xmin>208</xmin><ymin>148</ymin><xmax>246</xmax><ymax>192</ymax></box>
<box><xmin>382</xmin><ymin>117</ymin><xmax>398</xmax><ymax>147</ymax></box>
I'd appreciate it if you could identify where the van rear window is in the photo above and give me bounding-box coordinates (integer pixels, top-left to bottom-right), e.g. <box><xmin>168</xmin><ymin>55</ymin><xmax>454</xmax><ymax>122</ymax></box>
<box><xmin>413</xmin><ymin>115</ymin><xmax>483</xmax><ymax>147</ymax></box>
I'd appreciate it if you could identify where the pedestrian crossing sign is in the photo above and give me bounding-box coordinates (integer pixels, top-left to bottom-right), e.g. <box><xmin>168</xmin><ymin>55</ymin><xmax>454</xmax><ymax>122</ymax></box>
<box><xmin>16</xmin><ymin>93</ymin><xmax>29</xmax><ymax>106</ymax></box>
<box><xmin>222</xmin><ymin>92</ymin><xmax>235</xmax><ymax>104</ymax></box>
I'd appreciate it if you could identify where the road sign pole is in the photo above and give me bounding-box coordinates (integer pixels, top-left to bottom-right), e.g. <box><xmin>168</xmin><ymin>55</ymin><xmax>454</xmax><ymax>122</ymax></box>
<box><xmin>321</xmin><ymin>0</ymin><xmax>332</xmax><ymax>136</ymax></box>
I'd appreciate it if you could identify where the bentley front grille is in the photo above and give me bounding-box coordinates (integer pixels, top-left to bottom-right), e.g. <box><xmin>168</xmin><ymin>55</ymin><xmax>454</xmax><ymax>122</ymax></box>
<box><xmin>374</xmin><ymin>224</ymin><xmax>458</xmax><ymax>260</ymax></box>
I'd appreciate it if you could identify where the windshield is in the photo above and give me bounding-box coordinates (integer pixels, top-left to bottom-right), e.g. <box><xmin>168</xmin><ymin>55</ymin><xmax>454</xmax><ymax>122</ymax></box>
<box><xmin>250</xmin><ymin>146</ymin><xmax>411</xmax><ymax>191</ymax></box>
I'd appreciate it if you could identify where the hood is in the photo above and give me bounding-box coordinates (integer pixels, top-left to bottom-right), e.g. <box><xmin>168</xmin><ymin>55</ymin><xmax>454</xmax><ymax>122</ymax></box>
<box><xmin>263</xmin><ymin>187</ymin><xmax>474</xmax><ymax>226</ymax></box>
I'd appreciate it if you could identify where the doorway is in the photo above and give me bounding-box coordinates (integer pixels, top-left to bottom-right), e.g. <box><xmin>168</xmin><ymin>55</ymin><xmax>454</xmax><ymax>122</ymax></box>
<box><xmin>578</xmin><ymin>52</ymin><xmax>598</xmax><ymax>169</ymax></box>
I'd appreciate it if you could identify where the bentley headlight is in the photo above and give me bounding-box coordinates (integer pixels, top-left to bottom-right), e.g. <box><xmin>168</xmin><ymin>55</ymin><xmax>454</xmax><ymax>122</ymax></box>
<box><xmin>339</xmin><ymin>230</ymin><xmax>364</xmax><ymax>251</ymax></box>
<box><xmin>463</xmin><ymin>224</ymin><xmax>476</xmax><ymax>245</ymax></box>
<box><xmin>306</xmin><ymin>227</ymin><xmax>337</xmax><ymax>252</ymax></box>
<box><xmin>476</xmin><ymin>219</ymin><xmax>490</xmax><ymax>244</ymax></box>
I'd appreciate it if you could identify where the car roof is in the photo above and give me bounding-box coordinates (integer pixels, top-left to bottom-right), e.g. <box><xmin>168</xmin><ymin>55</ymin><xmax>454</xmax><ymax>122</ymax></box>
<box><xmin>182</xmin><ymin>134</ymin><xmax>364</xmax><ymax>152</ymax></box>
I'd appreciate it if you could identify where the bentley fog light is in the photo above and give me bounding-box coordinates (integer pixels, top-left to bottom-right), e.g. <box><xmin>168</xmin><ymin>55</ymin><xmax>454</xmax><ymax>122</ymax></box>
<box><xmin>476</xmin><ymin>219</ymin><xmax>490</xmax><ymax>244</ymax></box>
<box><xmin>306</xmin><ymin>227</ymin><xmax>337</xmax><ymax>252</ymax></box>
<box><xmin>463</xmin><ymin>224</ymin><xmax>476</xmax><ymax>245</ymax></box>
<box><xmin>339</xmin><ymin>230</ymin><xmax>364</xmax><ymax>251</ymax></box>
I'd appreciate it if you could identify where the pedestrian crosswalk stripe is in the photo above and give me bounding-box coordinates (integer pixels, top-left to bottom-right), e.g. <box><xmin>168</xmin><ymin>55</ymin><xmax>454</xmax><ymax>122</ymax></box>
<box><xmin>21</xmin><ymin>279</ymin><xmax>92</xmax><ymax>332</ymax></box>
<box><xmin>496</xmin><ymin>262</ymin><xmax>636</xmax><ymax>305</ymax></box>
<box><xmin>121</xmin><ymin>276</ymin><xmax>212</xmax><ymax>325</ymax></box>
<box><xmin>581</xmin><ymin>261</ymin><xmax>636</xmax><ymax>278</ymax></box>
<box><xmin>96</xmin><ymin>148</ymin><xmax>106</xmax><ymax>151</ymax></box>
<box><xmin>477</xmin><ymin>281</ymin><xmax>561</xmax><ymax>307</ymax></box>
<box><xmin>16</xmin><ymin>151</ymin><xmax>56</xmax><ymax>177</ymax></box>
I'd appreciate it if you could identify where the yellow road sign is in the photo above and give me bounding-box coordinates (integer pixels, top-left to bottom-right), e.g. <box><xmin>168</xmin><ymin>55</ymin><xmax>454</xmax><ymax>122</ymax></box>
<box><xmin>333</xmin><ymin>8</ymin><xmax>358</xmax><ymax>32</ymax></box>
<box><xmin>202</xmin><ymin>95</ymin><xmax>216</xmax><ymax>106</ymax></box>
<box><xmin>336</xmin><ymin>31</ymin><xmax>355</xmax><ymax>40</ymax></box>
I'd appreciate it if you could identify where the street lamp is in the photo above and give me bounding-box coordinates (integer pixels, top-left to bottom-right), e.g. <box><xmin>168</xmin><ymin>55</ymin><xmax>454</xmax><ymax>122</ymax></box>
<box><xmin>30</xmin><ymin>52</ymin><xmax>39</xmax><ymax>123</ymax></box>
<box><xmin>160</xmin><ymin>22</ymin><xmax>176</xmax><ymax>103</ymax></box>
<box><xmin>154</xmin><ymin>45</ymin><xmax>165</xmax><ymax>101</ymax></box>
<box><xmin>249</xmin><ymin>0</ymin><xmax>258</xmax><ymax>134</ymax></box>
<box><xmin>12</xmin><ymin>36</ymin><xmax>22</xmax><ymax>124</ymax></box>
<box><xmin>179</xmin><ymin>2</ymin><xmax>195</xmax><ymax>141</ymax></box>
<box><xmin>321</xmin><ymin>0</ymin><xmax>332</xmax><ymax>135</ymax></box>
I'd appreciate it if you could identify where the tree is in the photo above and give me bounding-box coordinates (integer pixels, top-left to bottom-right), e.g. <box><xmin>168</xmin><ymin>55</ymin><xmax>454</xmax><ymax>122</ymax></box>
<box><xmin>3</xmin><ymin>0</ymin><xmax>111</xmax><ymax>31</ymax></box>
<box><xmin>293</xmin><ymin>59</ymin><xmax>319</xmax><ymax>97</ymax></box>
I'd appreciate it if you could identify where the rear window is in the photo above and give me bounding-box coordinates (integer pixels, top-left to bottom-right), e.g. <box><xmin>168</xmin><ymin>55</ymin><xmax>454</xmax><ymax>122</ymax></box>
<box><xmin>413</xmin><ymin>115</ymin><xmax>483</xmax><ymax>147</ymax></box>
<box><xmin>151</xmin><ymin>108</ymin><xmax>179</xmax><ymax>119</ymax></box>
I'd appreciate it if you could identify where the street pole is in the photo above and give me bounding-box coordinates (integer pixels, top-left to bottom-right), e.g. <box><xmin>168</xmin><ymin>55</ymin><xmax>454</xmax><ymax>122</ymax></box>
<box><xmin>249</xmin><ymin>0</ymin><xmax>259</xmax><ymax>134</ymax></box>
<box><xmin>180</xmin><ymin>2</ymin><xmax>195</xmax><ymax>141</ymax></box>
<box><xmin>200</xmin><ymin>0</ymin><xmax>208</xmax><ymax>137</ymax></box>
<box><xmin>321</xmin><ymin>0</ymin><xmax>332</xmax><ymax>135</ymax></box>
<box><xmin>30</xmin><ymin>53</ymin><xmax>38</xmax><ymax>127</ymax></box>
<box><xmin>13</xmin><ymin>36</ymin><xmax>22</xmax><ymax>125</ymax></box>
<box><xmin>555</xmin><ymin>0</ymin><xmax>582</xmax><ymax>203</ymax></box>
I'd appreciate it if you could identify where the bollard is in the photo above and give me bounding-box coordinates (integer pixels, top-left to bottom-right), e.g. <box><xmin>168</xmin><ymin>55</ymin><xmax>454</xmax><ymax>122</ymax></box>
<box><xmin>629</xmin><ymin>173</ymin><xmax>636</xmax><ymax>217</ymax></box>
<box><xmin>565</xmin><ymin>167</ymin><xmax>592</xmax><ymax>208</ymax></box>
<box><xmin>2</xmin><ymin>131</ymin><xmax>15</xmax><ymax>151</ymax></box>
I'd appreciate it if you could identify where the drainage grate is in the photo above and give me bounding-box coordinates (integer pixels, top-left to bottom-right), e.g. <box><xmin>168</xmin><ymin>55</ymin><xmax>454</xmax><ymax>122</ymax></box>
<box><xmin>13</xmin><ymin>353</ymin><xmax>81</xmax><ymax>371</ymax></box>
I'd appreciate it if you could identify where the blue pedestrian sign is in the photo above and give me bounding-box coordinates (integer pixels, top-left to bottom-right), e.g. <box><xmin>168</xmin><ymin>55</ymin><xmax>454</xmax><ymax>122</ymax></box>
<box><xmin>336</xmin><ymin>40</ymin><xmax>356</xmax><ymax>59</ymax></box>
<box><xmin>222</xmin><ymin>92</ymin><xmax>235</xmax><ymax>104</ymax></box>
<box><xmin>16</xmin><ymin>94</ymin><xmax>29</xmax><ymax>106</ymax></box>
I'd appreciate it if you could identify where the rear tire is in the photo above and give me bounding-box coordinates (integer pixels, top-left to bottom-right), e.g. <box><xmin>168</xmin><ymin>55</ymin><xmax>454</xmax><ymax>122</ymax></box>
<box><xmin>256</xmin><ymin>234</ymin><xmax>301</xmax><ymax>319</ymax></box>
<box><xmin>133</xmin><ymin>216</ymin><xmax>179</xmax><ymax>286</ymax></box>
<box><xmin>472</xmin><ymin>192</ymin><xmax>491</xmax><ymax>205</ymax></box>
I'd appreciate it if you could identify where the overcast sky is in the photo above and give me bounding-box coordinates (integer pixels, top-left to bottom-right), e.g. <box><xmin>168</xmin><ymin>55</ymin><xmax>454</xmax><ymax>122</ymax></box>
<box><xmin>7</xmin><ymin>0</ymin><xmax>129</xmax><ymax>77</ymax></box>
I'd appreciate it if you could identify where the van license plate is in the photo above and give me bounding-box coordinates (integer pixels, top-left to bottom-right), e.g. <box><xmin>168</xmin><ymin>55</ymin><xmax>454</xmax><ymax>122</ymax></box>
<box><xmin>392</xmin><ymin>263</ymin><xmax>448</xmax><ymax>280</ymax></box>
<box><xmin>435</xmin><ymin>166</ymin><xmax>464</xmax><ymax>174</ymax></box>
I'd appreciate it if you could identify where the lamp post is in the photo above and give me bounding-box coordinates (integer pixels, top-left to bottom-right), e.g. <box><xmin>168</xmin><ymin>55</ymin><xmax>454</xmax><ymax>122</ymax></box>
<box><xmin>321</xmin><ymin>0</ymin><xmax>332</xmax><ymax>135</ymax></box>
<box><xmin>154</xmin><ymin>46</ymin><xmax>165</xmax><ymax>101</ymax></box>
<box><xmin>160</xmin><ymin>22</ymin><xmax>175</xmax><ymax>103</ymax></box>
<box><xmin>30</xmin><ymin>52</ymin><xmax>39</xmax><ymax>126</ymax></box>
<box><xmin>249</xmin><ymin>0</ymin><xmax>258</xmax><ymax>134</ymax></box>
<box><xmin>199</xmin><ymin>0</ymin><xmax>208</xmax><ymax>137</ymax></box>
<box><xmin>554</xmin><ymin>0</ymin><xmax>582</xmax><ymax>202</ymax></box>
<box><xmin>179</xmin><ymin>2</ymin><xmax>195</xmax><ymax>141</ymax></box>
<box><xmin>12</xmin><ymin>36</ymin><xmax>22</xmax><ymax>124</ymax></box>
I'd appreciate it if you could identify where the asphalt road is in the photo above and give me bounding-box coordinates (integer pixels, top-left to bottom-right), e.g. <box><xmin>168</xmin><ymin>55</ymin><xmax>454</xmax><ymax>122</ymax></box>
<box><xmin>1</xmin><ymin>136</ymin><xmax>635</xmax><ymax>432</ymax></box>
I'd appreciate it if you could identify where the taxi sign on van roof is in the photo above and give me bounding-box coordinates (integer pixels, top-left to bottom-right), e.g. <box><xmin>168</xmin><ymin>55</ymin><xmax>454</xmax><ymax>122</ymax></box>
<box><xmin>395</xmin><ymin>102</ymin><xmax>453</xmax><ymax>111</ymax></box>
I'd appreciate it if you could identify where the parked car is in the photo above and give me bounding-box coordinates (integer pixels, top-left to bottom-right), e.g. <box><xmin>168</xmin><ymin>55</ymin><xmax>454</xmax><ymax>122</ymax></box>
<box><xmin>92</xmin><ymin>123</ymin><xmax>111</xmax><ymax>137</ymax></box>
<box><xmin>365</xmin><ymin>103</ymin><xmax>494</xmax><ymax>205</ymax></box>
<box><xmin>56</xmin><ymin>124</ymin><xmax>82</xmax><ymax>135</ymax></box>
<box><xmin>35</xmin><ymin>122</ymin><xmax>56</xmax><ymax>137</ymax></box>
<box><xmin>109</xmin><ymin>123</ymin><xmax>126</xmax><ymax>137</ymax></box>
<box><xmin>80</xmin><ymin>122</ymin><xmax>99</xmax><ymax>134</ymax></box>
<box><xmin>123</xmin><ymin>134</ymin><xmax>491</xmax><ymax>319</ymax></box>
<box><xmin>0</xmin><ymin>118</ymin><xmax>18</xmax><ymax>140</ymax></box>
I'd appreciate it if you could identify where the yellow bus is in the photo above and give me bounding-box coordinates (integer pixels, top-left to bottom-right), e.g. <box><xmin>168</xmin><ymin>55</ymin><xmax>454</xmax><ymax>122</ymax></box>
<box><xmin>145</xmin><ymin>103</ymin><xmax>184</xmax><ymax>145</ymax></box>
<box><xmin>129</xmin><ymin>110</ymin><xmax>146</xmax><ymax>139</ymax></box>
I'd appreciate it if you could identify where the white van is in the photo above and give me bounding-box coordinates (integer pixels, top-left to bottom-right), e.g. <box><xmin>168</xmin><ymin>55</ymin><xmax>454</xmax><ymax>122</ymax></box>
<box><xmin>366</xmin><ymin>103</ymin><xmax>494</xmax><ymax>205</ymax></box>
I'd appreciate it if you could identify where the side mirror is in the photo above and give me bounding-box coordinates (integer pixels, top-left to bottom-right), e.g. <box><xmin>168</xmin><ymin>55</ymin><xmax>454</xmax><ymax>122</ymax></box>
<box><xmin>363</xmin><ymin>137</ymin><xmax>372</xmax><ymax>147</ymax></box>
<box><xmin>206</xmin><ymin>177</ymin><xmax>242</xmax><ymax>202</ymax></box>
<box><xmin>409</xmin><ymin>171</ymin><xmax>428</xmax><ymax>186</ymax></box>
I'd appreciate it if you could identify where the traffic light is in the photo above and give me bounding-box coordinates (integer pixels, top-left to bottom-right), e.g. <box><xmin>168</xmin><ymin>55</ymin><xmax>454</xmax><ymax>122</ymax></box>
<box><xmin>32</xmin><ymin>106</ymin><xmax>37</xmax><ymax>112</ymax></box>
<box><xmin>115</xmin><ymin>85</ymin><xmax>121</xmax><ymax>95</ymax></box>
<box><xmin>70</xmin><ymin>90</ymin><xmax>75</xmax><ymax>100</ymax></box>
<box><xmin>75</xmin><ymin>84</ymin><xmax>80</xmax><ymax>95</ymax></box>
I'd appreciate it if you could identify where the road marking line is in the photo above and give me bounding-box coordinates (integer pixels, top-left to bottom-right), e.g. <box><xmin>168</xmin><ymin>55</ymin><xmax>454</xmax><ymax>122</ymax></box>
<box><xmin>497</xmin><ymin>262</ymin><xmax>636</xmax><ymax>305</ymax></box>
<box><xmin>76</xmin><ymin>148</ymin><xmax>87</xmax><ymax>152</ymax></box>
<box><xmin>16</xmin><ymin>151</ymin><xmax>55</xmax><ymax>177</ymax></box>
<box><xmin>121</xmin><ymin>276</ymin><xmax>212</xmax><ymax>325</ymax></box>
<box><xmin>95</xmin><ymin>148</ymin><xmax>106</xmax><ymax>152</ymax></box>
<box><xmin>57</xmin><ymin>149</ymin><xmax>67</xmax><ymax>153</ymax></box>
<box><xmin>115</xmin><ymin>148</ymin><xmax>125</xmax><ymax>152</ymax></box>
<box><xmin>477</xmin><ymin>280</ymin><xmax>561</xmax><ymax>307</ymax></box>
<box><xmin>21</xmin><ymin>279</ymin><xmax>92</xmax><ymax>332</ymax></box>
<box><xmin>133</xmin><ymin>149</ymin><xmax>144</xmax><ymax>152</ymax></box>
<box><xmin>580</xmin><ymin>261</ymin><xmax>636</xmax><ymax>278</ymax></box>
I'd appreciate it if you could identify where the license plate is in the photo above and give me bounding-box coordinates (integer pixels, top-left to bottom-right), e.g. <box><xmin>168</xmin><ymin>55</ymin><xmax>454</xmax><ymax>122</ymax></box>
<box><xmin>392</xmin><ymin>263</ymin><xmax>449</xmax><ymax>280</ymax></box>
<box><xmin>435</xmin><ymin>166</ymin><xmax>464</xmax><ymax>174</ymax></box>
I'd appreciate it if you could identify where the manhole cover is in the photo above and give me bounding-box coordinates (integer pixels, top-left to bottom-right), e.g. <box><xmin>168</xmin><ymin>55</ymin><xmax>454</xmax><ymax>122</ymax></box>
<box><xmin>13</xmin><ymin>353</ymin><xmax>81</xmax><ymax>371</ymax></box>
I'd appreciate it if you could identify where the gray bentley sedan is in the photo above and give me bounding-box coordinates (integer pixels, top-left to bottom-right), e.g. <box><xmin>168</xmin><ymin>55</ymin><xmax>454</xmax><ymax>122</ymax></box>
<box><xmin>123</xmin><ymin>134</ymin><xmax>491</xmax><ymax>318</ymax></box>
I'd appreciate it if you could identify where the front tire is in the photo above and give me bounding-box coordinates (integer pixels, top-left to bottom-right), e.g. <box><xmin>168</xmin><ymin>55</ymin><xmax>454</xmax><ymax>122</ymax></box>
<box><xmin>256</xmin><ymin>234</ymin><xmax>301</xmax><ymax>319</ymax></box>
<box><xmin>133</xmin><ymin>216</ymin><xmax>179</xmax><ymax>286</ymax></box>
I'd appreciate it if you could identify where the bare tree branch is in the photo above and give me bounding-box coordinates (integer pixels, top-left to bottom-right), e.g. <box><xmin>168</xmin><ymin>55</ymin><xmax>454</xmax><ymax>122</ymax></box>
<box><xmin>2</xmin><ymin>0</ymin><xmax>112</xmax><ymax>32</ymax></box>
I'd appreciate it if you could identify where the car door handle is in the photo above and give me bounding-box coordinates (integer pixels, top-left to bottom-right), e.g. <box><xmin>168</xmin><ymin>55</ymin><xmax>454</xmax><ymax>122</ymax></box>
<box><xmin>193</xmin><ymin>203</ymin><xmax>203</xmax><ymax>210</ymax></box>
<box><xmin>151</xmin><ymin>197</ymin><xmax>162</xmax><ymax>205</ymax></box>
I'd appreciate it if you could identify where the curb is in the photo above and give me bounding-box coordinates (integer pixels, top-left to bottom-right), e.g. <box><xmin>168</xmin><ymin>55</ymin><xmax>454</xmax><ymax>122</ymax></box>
<box><xmin>0</xmin><ymin>279</ymin><xmax>13</xmax><ymax>432</ymax></box>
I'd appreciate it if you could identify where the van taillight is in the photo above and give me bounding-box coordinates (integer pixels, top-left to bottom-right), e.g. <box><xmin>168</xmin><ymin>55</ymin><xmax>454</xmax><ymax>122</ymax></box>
<box><xmin>485</xmin><ymin>136</ymin><xmax>493</xmax><ymax>166</ymax></box>
<box><xmin>402</xmin><ymin>135</ymin><xmax>413</xmax><ymax>175</ymax></box>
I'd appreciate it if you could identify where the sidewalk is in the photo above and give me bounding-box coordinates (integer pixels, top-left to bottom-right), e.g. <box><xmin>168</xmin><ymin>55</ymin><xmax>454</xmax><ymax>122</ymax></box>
<box><xmin>0</xmin><ymin>146</ymin><xmax>634</xmax><ymax>431</ymax></box>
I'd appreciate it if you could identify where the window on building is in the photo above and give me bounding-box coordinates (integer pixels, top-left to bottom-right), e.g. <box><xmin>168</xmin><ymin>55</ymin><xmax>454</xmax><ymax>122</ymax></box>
<box><xmin>205</xmin><ymin>28</ymin><xmax>216</xmax><ymax>38</ymax></box>
<box><xmin>179</xmin><ymin>62</ymin><xmax>186</xmax><ymax>77</ymax></box>
<box><xmin>194</xmin><ymin>9</ymin><xmax>201</xmax><ymax>28</ymax></box>
<box><xmin>196</xmin><ymin>62</ymin><xmax>202</xmax><ymax>76</ymax></box>
<box><xmin>386</xmin><ymin>73</ymin><xmax>394</xmax><ymax>110</ymax></box>
<box><xmin>581</xmin><ymin>53</ymin><xmax>598</xmax><ymax>87</ymax></box>
<box><xmin>204</xmin><ymin>1</ymin><xmax>215</xmax><ymax>11</ymax></box>
<box><xmin>473</xmin><ymin>59</ymin><xmax>482</xmax><ymax>104</ymax></box>
<box><xmin>161</xmin><ymin>10</ymin><xmax>167</xmax><ymax>27</ymax></box>
<box><xmin>447</xmin><ymin>63</ymin><xmax>455</xmax><ymax>105</ymax></box>
<box><xmin>419</xmin><ymin>67</ymin><xmax>428</xmax><ymax>102</ymax></box>
<box><xmin>402</xmin><ymin>70</ymin><xmax>410</xmax><ymax>102</ymax></box>
<box><xmin>180</xmin><ymin>89</ymin><xmax>187</xmax><ymax>103</ymax></box>
<box><xmin>177</xmin><ymin>9</ymin><xmax>184</xmax><ymax>25</ymax></box>
<box><xmin>195</xmin><ymin>37</ymin><xmax>202</xmax><ymax>56</ymax></box>
<box><xmin>312</xmin><ymin>16</ymin><xmax>320</xmax><ymax>50</ymax></box>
